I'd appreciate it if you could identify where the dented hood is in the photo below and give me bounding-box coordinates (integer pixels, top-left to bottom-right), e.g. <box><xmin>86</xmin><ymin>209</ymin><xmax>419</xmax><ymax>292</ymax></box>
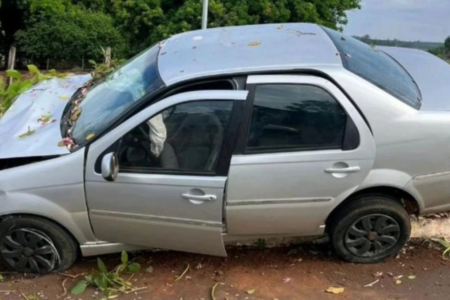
<box><xmin>378</xmin><ymin>46</ymin><xmax>450</xmax><ymax>111</ymax></box>
<box><xmin>0</xmin><ymin>74</ymin><xmax>91</xmax><ymax>159</ymax></box>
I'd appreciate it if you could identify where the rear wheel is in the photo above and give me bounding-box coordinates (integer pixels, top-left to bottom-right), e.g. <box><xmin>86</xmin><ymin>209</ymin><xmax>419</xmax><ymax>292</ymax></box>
<box><xmin>0</xmin><ymin>216</ymin><xmax>78</xmax><ymax>274</ymax></box>
<box><xmin>329</xmin><ymin>195</ymin><xmax>411</xmax><ymax>263</ymax></box>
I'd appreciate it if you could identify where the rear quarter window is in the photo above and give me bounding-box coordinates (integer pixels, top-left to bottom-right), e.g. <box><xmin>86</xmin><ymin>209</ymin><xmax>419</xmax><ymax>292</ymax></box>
<box><xmin>323</xmin><ymin>27</ymin><xmax>422</xmax><ymax>109</ymax></box>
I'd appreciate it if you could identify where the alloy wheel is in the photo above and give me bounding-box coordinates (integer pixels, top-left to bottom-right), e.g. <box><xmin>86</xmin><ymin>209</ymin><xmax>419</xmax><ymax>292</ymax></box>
<box><xmin>344</xmin><ymin>214</ymin><xmax>401</xmax><ymax>257</ymax></box>
<box><xmin>0</xmin><ymin>228</ymin><xmax>60</xmax><ymax>273</ymax></box>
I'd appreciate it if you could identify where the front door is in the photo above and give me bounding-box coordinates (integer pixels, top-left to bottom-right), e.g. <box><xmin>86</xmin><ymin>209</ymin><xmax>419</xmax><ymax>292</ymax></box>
<box><xmin>85</xmin><ymin>90</ymin><xmax>247</xmax><ymax>256</ymax></box>
<box><xmin>226</xmin><ymin>75</ymin><xmax>376</xmax><ymax>236</ymax></box>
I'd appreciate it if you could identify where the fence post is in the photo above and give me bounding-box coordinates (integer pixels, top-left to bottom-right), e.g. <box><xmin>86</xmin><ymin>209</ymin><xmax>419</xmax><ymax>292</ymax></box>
<box><xmin>7</xmin><ymin>45</ymin><xmax>17</xmax><ymax>86</ymax></box>
<box><xmin>104</xmin><ymin>47</ymin><xmax>111</xmax><ymax>68</ymax></box>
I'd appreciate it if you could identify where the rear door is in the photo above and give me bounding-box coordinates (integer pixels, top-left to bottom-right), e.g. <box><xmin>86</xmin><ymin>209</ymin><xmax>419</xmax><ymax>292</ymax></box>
<box><xmin>225</xmin><ymin>75</ymin><xmax>376</xmax><ymax>236</ymax></box>
<box><xmin>85</xmin><ymin>90</ymin><xmax>247</xmax><ymax>256</ymax></box>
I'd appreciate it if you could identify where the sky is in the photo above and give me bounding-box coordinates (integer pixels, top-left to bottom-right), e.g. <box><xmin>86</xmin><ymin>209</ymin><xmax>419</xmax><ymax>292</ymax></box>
<box><xmin>343</xmin><ymin>0</ymin><xmax>450</xmax><ymax>42</ymax></box>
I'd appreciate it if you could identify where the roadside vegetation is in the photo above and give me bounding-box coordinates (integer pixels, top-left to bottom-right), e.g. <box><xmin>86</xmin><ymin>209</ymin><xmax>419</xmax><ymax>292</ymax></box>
<box><xmin>0</xmin><ymin>58</ymin><xmax>121</xmax><ymax>116</ymax></box>
<box><xmin>0</xmin><ymin>0</ymin><xmax>362</xmax><ymax>66</ymax></box>
<box><xmin>0</xmin><ymin>65</ymin><xmax>66</xmax><ymax>116</ymax></box>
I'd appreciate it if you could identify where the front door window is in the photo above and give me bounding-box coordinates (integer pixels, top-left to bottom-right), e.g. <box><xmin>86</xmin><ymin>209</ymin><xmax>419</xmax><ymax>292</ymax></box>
<box><xmin>118</xmin><ymin>100</ymin><xmax>234</xmax><ymax>173</ymax></box>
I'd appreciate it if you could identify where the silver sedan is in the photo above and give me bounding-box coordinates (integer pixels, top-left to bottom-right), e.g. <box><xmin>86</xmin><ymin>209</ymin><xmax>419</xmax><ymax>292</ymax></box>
<box><xmin>1</xmin><ymin>23</ymin><xmax>449</xmax><ymax>273</ymax></box>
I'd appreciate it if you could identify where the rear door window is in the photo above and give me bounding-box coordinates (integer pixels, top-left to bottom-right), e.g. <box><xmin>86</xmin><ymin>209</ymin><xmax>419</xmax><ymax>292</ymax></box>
<box><xmin>246</xmin><ymin>84</ymin><xmax>347</xmax><ymax>153</ymax></box>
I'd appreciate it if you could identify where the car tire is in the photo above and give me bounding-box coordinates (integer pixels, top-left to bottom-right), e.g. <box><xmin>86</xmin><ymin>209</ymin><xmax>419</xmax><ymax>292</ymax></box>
<box><xmin>328</xmin><ymin>194</ymin><xmax>411</xmax><ymax>264</ymax></box>
<box><xmin>0</xmin><ymin>216</ymin><xmax>78</xmax><ymax>274</ymax></box>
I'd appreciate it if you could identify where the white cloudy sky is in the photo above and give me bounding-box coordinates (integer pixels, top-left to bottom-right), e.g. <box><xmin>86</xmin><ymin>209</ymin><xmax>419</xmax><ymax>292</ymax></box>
<box><xmin>344</xmin><ymin>0</ymin><xmax>450</xmax><ymax>42</ymax></box>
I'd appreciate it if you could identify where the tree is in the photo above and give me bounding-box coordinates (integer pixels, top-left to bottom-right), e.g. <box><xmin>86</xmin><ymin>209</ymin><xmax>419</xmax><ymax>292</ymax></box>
<box><xmin>0</xmin><ymin>0</ymin><xmax>28</xmax><ymax>64</ymax></box>
<box><xmin>111</xmin><ymin>0</ymin><xmax>361</xmax><ymax>56</ymax></box>
<box><xmin>1</xmin><ymin>0</ymin><xmax>362</xmax><ymax>62</ymax></box>
<box><xmin>15</xmin><ymin>2</ymin><xmax>125</xmax><ymax>62</ymax></box>
<box><xmin>445</xmin><ymin>36</ymin><xmax>450</xmax><ymax>52</ymax></box>
<box><xmin>72</xmin><ymin>0</ymin><xmax>107</xmax><ymax>12</ymax></box>
<box><xmin>108</xmin><ymin>0</ymin><xmax>165</xmax><ymax>55</ymax></box>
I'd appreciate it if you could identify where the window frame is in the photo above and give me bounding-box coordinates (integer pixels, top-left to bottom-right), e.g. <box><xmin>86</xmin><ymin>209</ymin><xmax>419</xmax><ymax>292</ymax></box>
<box><xmin>94</xmin><ymin>98</ymin><xmax>245</xmax><ymax>177</ymax></box>
<box><xmin>237</xmin><ymin>83</ymin><xmax>360</xmax><ymax>155</ymax></box>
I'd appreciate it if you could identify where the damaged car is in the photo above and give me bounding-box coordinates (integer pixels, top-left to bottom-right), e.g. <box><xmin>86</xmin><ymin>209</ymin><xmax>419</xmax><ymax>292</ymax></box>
<box><xmin>1</xmin><ymin>23</ymin><xmax>450</xmax><ymax>273</ymax></box>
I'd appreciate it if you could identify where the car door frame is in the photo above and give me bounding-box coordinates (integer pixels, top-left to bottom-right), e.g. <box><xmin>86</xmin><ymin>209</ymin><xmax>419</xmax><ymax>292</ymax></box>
<box><xmin>224</xmin><ymin>74</ymin><xmax>376</xmax><ymax>236</ymax></box>
<box><xmin>84</xmin><ymin>90</ymin><xmax>247</xmax><ymax>256</ymax></box>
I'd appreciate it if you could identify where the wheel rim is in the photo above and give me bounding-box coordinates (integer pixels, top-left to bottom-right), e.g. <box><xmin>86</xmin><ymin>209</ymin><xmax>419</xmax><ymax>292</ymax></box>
<box><xmin>0</xmin><ymin>229</ymin><xmax>59</xmax><ymax>273</ymax></box>
<box><xmin>344</xmin><ymin>214</ymin><xmax>401</xmax><ymax>258</ymax></box>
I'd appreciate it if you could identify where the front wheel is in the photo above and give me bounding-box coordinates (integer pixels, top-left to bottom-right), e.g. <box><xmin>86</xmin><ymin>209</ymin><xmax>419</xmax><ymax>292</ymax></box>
<box><xmin>0</xmin><ymin>216</ymin><xmax>78</xmax><ymax>274</ymax></box>
<box><xmin>328</xmin><ymin>195</ymin><xmax>411</xmax><ymax>263</ymax></box>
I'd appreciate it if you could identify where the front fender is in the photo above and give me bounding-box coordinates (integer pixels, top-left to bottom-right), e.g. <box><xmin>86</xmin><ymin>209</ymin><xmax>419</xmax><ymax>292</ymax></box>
<box><xmin>0</xmin><ymin>189</ymin><xmax>94</xmax><ymax>244</ymax></box>
<box><xmin>0</xmin><ymin>149</ymin><xmax>96</xmax><ymax>244</ymax></box>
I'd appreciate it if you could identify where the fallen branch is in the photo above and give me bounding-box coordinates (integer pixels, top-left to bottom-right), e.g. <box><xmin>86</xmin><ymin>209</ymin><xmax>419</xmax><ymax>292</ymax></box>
<box><xmin>0</xmin><ymin>290</ymin><xmax>16</xmax><ymax>293</ymax></box>
<box><xmin>364</xmin><ymin>279</ymin><xmax>379</xmax><ymax>288</ymax></box>
<box><xmin>175</xmin><ymin>264</ymin><xmax>190</xmax><ymax>282</ymax></box>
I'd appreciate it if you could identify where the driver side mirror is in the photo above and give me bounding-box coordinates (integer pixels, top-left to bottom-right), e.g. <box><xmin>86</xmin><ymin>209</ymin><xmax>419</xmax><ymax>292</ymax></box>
<box><xmin>101</xmin><ymin>152</ymin><xmax>119</xmax><ymax>181</ymax></box>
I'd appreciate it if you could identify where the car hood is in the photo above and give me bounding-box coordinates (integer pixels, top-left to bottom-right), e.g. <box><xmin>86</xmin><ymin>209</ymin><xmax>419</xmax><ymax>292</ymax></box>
<box><xmin>0</xmin><ymin>74</ymin><xmax>91</xmax><ymax>159</ymax></box>
<box><xmin>378</xmin><ymin>46</ymin><xmax>450</xmax><ymax>111</ymax></box>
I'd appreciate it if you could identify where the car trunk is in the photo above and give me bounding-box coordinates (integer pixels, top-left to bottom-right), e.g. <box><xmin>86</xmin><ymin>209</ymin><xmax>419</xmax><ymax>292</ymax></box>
<box><xmin>378</xmin><ymin>46</ymin><xmax>450</xmax><ymax>111</ymax></box>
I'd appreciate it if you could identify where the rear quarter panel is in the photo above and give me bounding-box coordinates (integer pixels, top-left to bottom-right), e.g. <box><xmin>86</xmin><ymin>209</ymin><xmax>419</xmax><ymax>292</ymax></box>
<box><xmin>328</xmin><ymin>68</ymin><xmax>450</xmax><ymax>213</ymax></box>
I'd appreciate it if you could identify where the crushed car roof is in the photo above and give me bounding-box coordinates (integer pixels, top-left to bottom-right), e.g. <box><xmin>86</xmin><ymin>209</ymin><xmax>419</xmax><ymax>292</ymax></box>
<box><xmin>158</xmin><ymin>23</ymin><xmax>343</xmax><ymax>86</ymax></box>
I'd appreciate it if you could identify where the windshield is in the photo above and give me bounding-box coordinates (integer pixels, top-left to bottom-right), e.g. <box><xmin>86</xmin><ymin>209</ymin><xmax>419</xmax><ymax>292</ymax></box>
<box><xmin>63</xmin><ymin>45</ymin><xmax>164</xmax><ymax>146</ymax></box>
<box><xmin>323</xmin><ymin>27</ymin><xmax>422</xmax><ymax>109</ymax></box>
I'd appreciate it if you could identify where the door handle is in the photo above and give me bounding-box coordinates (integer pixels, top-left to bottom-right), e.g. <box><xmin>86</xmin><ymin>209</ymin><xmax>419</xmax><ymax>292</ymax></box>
<box><xmin>181</xmin><ymin>193</ymin><xmax>217</xmax><ymax>202</ymax></box>
<box><xmin>325</xmin><ymin>166</ymin><xmax>361</xmax><ymax>174</ymax></box>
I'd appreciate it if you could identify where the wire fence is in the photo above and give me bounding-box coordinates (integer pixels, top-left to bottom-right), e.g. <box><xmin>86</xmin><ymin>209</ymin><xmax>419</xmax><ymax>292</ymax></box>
<box><xmin>12</xmin><ymin>57</ymin><xmax>92</xmax><ymax>71</ymax></box>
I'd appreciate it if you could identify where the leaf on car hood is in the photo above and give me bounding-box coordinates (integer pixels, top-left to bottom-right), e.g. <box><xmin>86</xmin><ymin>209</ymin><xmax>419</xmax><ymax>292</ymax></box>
<box><xmin>248</xmin><ymin>41</ymin><xmax>261</xmax><ymax>46</ymax></box>
<box><xmin>18</xmin><ymin>127</ymin><xmax>36</xmax><ymax>139</ymax></box>
<box><xmin>38</xmin><ymin>114</ymin><xmax>56</xmax><ymax>125</ymax></box>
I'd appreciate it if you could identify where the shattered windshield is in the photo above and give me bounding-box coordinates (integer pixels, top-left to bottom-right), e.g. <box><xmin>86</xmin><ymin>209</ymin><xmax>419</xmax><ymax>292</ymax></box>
<box><xmin>62</xmin><ymin>45</ymin><xmax>164</xmax><ymax>148</ymax></box>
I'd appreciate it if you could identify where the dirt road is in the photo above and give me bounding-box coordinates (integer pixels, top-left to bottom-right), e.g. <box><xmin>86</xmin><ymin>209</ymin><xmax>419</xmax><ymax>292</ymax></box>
<box><xmin>0</xmin><ymin>241</ymin><xmax>449</xmax><ymax>300</ymax></box>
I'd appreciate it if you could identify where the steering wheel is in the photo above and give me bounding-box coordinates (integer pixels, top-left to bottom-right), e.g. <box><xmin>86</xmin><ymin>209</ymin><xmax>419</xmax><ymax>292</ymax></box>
<box><xmin>119</xmin><ymin>125</ymin><xmax>153</xmax><ymax>165</ymax></box>
<box><xmin>138</xmin><ymin>125</ymin><xmax>151</xmax><ymax>143</ymax></box>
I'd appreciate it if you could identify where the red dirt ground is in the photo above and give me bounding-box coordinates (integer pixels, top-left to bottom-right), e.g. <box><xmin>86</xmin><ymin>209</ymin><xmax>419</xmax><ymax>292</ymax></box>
<box><xmin>0</xmin><ymin>240</ymin><xmax>449</xmax><ymax>300</ymax></box>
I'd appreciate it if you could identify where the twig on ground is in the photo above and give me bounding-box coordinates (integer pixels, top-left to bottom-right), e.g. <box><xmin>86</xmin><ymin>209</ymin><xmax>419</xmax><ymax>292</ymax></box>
<box><xmin>57</xmin><ymin>278</ymin><xmax>68</xmax><ymax>298</ymax></box>
<box><xmin>57</xmin><ymin>272</ymin><xmax>84</xmax><ymax>278</ymax></box>
<box><xmin>175</xmin><ymin>264</ymin><xmax>190</xmax><ymax>282</ymax></box>
<box><xmin>211</xmin><ymin>282</ymin><xmax>219</xmax><ymax>300</ymax></box>
<box><xmin>123</xmin><ymin>287</ymin><xmax>148</xmax><ymax>294</ymax></box>
<box><xmin>364</xmin><ymin>279</ymin><xmax>380</xmax><ymax>288</ymax></box>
